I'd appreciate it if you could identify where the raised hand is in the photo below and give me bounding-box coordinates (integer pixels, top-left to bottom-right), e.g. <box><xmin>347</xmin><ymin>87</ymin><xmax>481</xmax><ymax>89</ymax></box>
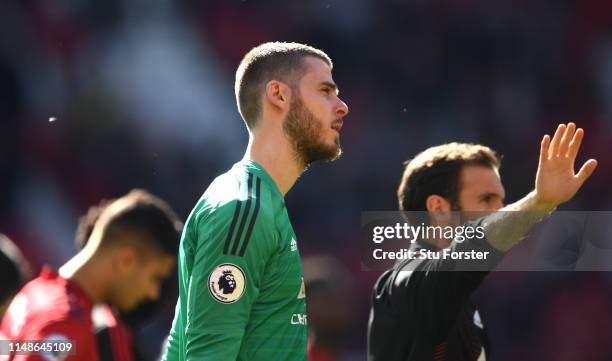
<box><xmin>535</xmin><ymin>123</ymin><xmax>598</xmax><ymax>209</ymax></box>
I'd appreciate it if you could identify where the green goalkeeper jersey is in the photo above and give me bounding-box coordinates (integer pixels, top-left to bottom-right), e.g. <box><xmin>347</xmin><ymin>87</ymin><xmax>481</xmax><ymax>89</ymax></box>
<box><xmin>162</xmin><ymin>160</ymin><xmax>307</xmax><ymax>361</ymax></box>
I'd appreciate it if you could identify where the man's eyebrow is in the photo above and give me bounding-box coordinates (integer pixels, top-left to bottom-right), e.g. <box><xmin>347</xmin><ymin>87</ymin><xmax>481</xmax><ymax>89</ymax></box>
<box><xmin>320</xmin><ymin>81</ymin><xmax>339</xmax><ymax>95</ymax></box>
<box><xmin>480</xmin><ymin>192</ymin><xmax>505</xmax><ymax>201</ymax></box>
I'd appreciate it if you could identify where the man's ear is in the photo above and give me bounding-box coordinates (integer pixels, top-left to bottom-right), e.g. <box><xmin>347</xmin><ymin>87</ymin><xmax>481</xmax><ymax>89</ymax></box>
<box><xmin>114</xmin><ymin>246</ymin><xmax>137</xmax><ymax>273</ymax></box>
<box><xmin>425</xmin><ymin>194</ymin><xmax>452</xmax><ymax>226</ymax></box>
<box><xmin>425</xmin><ymin>194</ymin><xmax>451</xmax><ymax>212</ymax></box>
<box><xmin>264</xmin><ymin>80</ymin><xmax>291</xmax><ymax>111</ymax></box>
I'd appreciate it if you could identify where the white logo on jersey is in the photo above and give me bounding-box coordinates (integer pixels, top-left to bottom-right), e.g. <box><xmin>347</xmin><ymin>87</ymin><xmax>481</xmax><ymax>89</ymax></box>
<box><xmin>208</xmin><ymin>263</ymin><xmax>246</xmax><ymax>304</ymax></box>
<box><xmin>297</xmin><ymin>278</ymin><xmax>306</xmax><ymax>299</ymax></box>
<box><xmin>473</xmin><ymin>310</ymin><xmax>484</xmax><ymax>329</ymax></box>
<box><xmin>290</xmin><ymin>239</ymin><xmax>298</xmax><ymax>252</ymax></box>
<box><xmin>291</xmin><ymin>313</ymin><xmax>307</xmax><ymax>325</ymax></box>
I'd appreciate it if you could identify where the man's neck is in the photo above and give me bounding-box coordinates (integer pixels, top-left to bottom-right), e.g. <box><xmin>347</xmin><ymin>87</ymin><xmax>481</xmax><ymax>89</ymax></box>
<box><xmin>244</xmin><ymin>132</ymin><xmax>303</xmax><ymax>196</ymax></box>
<box><xmin>59</xmin><ymin>252</ymin><xmax>106</xmax><ymax>304</ymax></box>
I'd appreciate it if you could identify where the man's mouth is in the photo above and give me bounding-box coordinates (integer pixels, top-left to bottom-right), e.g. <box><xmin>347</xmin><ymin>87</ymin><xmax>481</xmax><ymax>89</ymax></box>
<box><xmin>331</xmin><ymin>120</ymin><xmax>343</xmax><ymax>132</ymax></box>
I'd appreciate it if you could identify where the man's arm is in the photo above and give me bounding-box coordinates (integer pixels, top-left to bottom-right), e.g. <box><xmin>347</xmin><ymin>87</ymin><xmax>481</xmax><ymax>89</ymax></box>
<box><xmin>483</xmin><ymin>123</ymin><xmax>597</xmax><ymax>251</ymax></box>
<box><xmin>182</xmin><ymin>200</ymin><xmax>276</xmax><ymax>360</ymax></box>
<box><xmin>382</xmin><ymin>123</ymin><xmax>597</xmax><ymax>337</ymax></box>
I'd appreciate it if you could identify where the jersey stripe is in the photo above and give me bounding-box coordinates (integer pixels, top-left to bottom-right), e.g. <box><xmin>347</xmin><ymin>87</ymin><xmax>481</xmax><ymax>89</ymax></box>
<box><xmin>239</xmin><ymin>176</ymin><xmax>261</xmax><ymax>257</ymax></box>
<box><xmin>231</xmin><ymin>172</ymin><xmax>254</xmax><ymax>255</ymax></box>
<box><xmin>224</xmin><ymin>200</ymin><xmax>243</xmax><ymax>254</ymax></box>
<box><xmin>97</xmin><ymin>328</ymin><xmax>114</xmax><ymax>361</ymax></box>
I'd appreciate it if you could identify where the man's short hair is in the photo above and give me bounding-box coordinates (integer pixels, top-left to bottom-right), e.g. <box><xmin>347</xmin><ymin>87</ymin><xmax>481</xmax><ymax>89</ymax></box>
<box><xmin>0</xmin><ymin>233</ymin><xmax>31</xmax><ymax>304</ymax></box>
<box><xmin>397</xmin><ymin>142</ymin><xmax>501</xmax><ymax>221</ymax></box>
<box><xmin>77</xmin><ymin>189</ymin><xmax>182</xmax><ymax>257</ymax></box>
<box><xmin>75</xmin><ymin>198</ymin><xmax>113</xmax><ymax>250</ymax></box>
<box><xmin>235</xmin><ymin>42</ymin><xmax>332</xmax><ymax>129</ymax></box>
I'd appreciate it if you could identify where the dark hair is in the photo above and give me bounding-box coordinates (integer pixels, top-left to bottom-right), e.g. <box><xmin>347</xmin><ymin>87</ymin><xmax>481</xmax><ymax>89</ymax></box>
<box><xmin>397</xmin><ymin>142</ymin><xmax>500</xmax><ymax>223</ymax></box>
<box><xmin>75</xmin><ymin>198</ymin><xmax>114</xmax><ymax>250</ymax></box>
<box><xmin>77</xmin><ymin>189</ymin><xmax>182</xmax><ymax>257</ymax></box>
<box><xmin>0</xmin><ymin>233</ymin><xmax>31</xmax><ymax>303</ymax></box>
<box><xmin>235</xmin><ymin>42</ymin><xmax>332</xmax><ymax>129</ymax></box>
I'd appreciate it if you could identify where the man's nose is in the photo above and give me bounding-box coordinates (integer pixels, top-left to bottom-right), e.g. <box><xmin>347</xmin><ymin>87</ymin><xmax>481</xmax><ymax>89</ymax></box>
<box><xmin>148</xmin><ymin>284</ymin><xmax>161</xmax><ymax>300</ymax></box>
<box><xmin>335</xmin><ymin>97</ymin><xmax>349</xmax><ymax>118</ymax></box>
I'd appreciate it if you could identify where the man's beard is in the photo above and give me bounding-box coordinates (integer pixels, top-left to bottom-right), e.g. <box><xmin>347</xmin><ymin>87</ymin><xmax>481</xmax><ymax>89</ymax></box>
<box><xmin>283</xmin><ymin>94</ymin><xmax>342</xmax><ymax>168</ymax></box>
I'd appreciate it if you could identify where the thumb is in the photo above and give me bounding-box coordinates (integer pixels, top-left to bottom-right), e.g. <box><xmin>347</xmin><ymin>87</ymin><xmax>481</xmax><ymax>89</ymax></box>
<box><xmin>576</xmin><ymin>159</ymin><xmax>598</xmax><ymax>184</ymax></box>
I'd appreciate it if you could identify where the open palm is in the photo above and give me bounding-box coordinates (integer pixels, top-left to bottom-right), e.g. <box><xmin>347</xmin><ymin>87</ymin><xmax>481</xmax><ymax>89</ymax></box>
<box><xmin>535</xmin><ymin>123</ymin><xmax>598</xmax><ymax>207</ymax></box>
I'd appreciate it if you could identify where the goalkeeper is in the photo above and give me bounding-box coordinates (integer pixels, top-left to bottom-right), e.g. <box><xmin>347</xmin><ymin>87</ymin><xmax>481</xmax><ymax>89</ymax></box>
<box><xmin>162</xmin><ymin>42</ymin><xmax>349</xmax><ymax>361</ymax></box>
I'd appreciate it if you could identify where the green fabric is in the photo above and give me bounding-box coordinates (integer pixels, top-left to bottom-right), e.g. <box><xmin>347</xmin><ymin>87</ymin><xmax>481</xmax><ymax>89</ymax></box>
<box><xmin>162</xmin><ymin>160</ymin><xmax>306</xmax><ymax>361</ymax></box>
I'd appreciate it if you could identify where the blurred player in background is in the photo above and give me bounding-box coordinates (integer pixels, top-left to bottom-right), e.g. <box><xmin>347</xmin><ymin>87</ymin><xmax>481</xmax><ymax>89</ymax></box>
<box><xmin>303</xmin><ymin>256</ymin><xmax>354</xmax><ymax>361</ymax></box>
<box><xmin>0</xmin><ymin>233</ymin><xmax>31</xmax><ymax>319</ymax></box>
<box><xmin>1</xmin><ymin>190</ymin><xmax>182</xmax><ymax>361</ymax></box>
<box><xmin>368</xmin><ymin>123</ymin><xmax>597</xmax><ymax>361</ymax></box>
<box><xmin>162</xmin><ymin>41</ymin><xmax>349</xmax><ymax>361</ymax></box>
<box><xmin>370</xmin><ymin>142</ymin><xmax>503</xmax><ymax>361</ymax></box>
<box><xmin>74</xmin><ymin>195</ymin><xmax>174</xmax><ymax>361</ymax></box>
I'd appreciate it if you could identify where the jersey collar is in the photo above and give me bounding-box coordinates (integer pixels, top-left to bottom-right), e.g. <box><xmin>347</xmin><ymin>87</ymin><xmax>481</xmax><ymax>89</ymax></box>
<box><xmin>237</xmin><ymin>159</ymin><xmax>284</xmax><ymax>200</ymax></box>
<box><xmin>40</xmin><ymin>265</ymin><xmax>95</xmax><ymax>312</ymax></box>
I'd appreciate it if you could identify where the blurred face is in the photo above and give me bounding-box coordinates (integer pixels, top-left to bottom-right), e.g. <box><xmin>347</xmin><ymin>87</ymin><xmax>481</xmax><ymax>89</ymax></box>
<box><xmin>456</xmin><ymin>165</ymin><xmax>505</xmax><ymax>212</ymax></box>
<box><xmin>110</xmin><ymin>250</ymin><xmax>175</xmax><ymax>312</ymax></box>
<box><xmin>306</xmin><ymin>287</ymin><xmax>352</xmax><ymax>343</ymax></box>
<box><xmin>283</xmin><ymin>57</ymin><xmax>349</xmax><ymax>166</ymax></box>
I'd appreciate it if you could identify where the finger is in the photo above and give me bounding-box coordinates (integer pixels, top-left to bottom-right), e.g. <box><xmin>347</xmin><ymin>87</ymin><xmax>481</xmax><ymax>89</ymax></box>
<box><xmin>567</xmin><ymin>128</ymin><xmax>584</xmax><ymax>161</ymax></box>
<box><xmin>549</xmin><ymin>124</ymin><xmax>566</xmax><ymax>158</ymax></box>
<box><xmin>558</xmin><ymin>122</ymin><xmax>576</xmax><ymax>157</ymax></box>
<box><xmin>576</xmin><ymin>159</ymin><xmax>598</xmax><ymax>183</ymax></box>
<box><xmin>540</xmin><ymin>134</ymin><xmax>551</xmax><ymax>164</ymax></box>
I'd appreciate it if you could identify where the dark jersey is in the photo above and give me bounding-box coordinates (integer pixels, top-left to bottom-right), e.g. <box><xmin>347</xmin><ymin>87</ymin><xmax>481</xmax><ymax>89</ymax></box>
<box><xmin>367</xmin><ymin>219</ymin><xmax>506</xmax><ymax>361</ymax></box>
<box><xmin>92</xmin><ymin>305</ymin><xmax>139</xmax><ymax>361</ymax></box>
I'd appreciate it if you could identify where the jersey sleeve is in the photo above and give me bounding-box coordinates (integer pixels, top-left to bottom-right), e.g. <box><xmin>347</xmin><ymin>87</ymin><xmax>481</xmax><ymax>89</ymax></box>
<box><xmin>11</xmin><ymin>319</ymin><xmax>97</xmax><ymax>361</ymax></box>
<box><xmin>183</xmin><ymin>198</ymin><xmax>278</xmax><ymax>360</ymax></box>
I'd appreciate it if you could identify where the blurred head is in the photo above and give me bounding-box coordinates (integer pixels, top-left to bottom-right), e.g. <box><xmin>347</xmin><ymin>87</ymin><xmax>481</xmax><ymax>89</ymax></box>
<box><xmin>303</xmin><ymin>255</ymin><xmax>353</xmax><ymax>351</ymax></box>
<box><xmin>77</xmin><ymin>190</ymin><xmax>182</xmax><ymax>312</ymax></box>
<box><xmin>0</xmin><ymin>234</ymin><xmax>31</xmax><ymax>318</ymax></box>
<box><xmin>397</xmin><ymin>142</ymin><xmax>505</xmax><ymax>226</ymax></box>
<box><xmin>235</xmin><ymin>42</ymin><xmax>349</xmax><ymax>166</ymax></box>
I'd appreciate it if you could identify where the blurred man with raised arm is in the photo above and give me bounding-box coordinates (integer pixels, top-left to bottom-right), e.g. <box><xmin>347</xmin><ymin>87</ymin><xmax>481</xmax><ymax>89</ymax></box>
<box><xmin>368</xmin><ymin>123</ymin><xmax>597</xmax><ymax>361</ymax></box>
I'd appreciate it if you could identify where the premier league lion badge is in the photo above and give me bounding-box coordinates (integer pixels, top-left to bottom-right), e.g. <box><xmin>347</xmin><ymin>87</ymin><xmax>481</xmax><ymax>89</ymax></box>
<box><xmin>208</xmin><ymin>263</ymin><xmax>246</xmax><ymax>304</ymax></box>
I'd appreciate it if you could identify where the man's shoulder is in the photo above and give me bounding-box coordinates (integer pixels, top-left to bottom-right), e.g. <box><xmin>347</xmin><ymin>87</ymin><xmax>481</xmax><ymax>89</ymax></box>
<box><xmin>15</xmin><ymin>276</ymin><xmax>70</xmax><ymax>313</ymax></box>
<box><xmin>202</xmin><ymin>168</ymin><xmax>242</xmax><ymax>205</ymax></box>
<box><xmin>3</xmin><ymin>277</ymin><xmax>92</xmax><ymax>339</ymax></box>
<box><xmin>195</xmin><ymin>166</ymin><xmax>279</xmax><ymax>223</ymax></box>
<box><xmin>372</xmin><ymin>258</ymin><xmax>425</xmax><ymax>306</ymax></box>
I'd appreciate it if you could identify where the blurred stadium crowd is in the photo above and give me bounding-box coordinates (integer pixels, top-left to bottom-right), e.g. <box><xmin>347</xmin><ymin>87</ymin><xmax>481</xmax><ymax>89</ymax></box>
<box><xmin>1</xmin><ymin>0</ymin><xmax>612</xmax><ymax>360</ymax></box>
